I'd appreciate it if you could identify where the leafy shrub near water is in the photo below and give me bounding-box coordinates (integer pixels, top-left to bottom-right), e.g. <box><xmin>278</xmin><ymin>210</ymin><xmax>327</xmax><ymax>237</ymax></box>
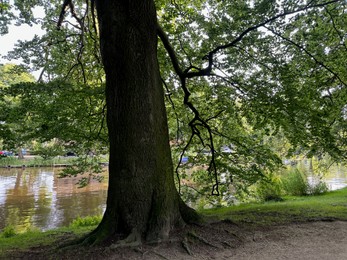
<box><xmin>308</xmin><ymin>180</ymin><xmax>329</xmax><ymax>195</ymax></box>
<box><xmin>281</xmin><ymin>169</ymin><xmax>309</xmax><ymax>196</ymax></box>
<box><xmin>256</xmin><ymin>173</ymin><xmax>283</xmax><ymax>201</ymax></box>
<box><xmin>69</xmin><ymin>215</ymin><xmax>102</xmax><ymax>228</ymax></box>
<box><xmin>281</xmin><ymin>169</ymin><xmax>329</xmax><ymax>196</ymax></box>
<box><xmin>1</xmin><ymin>225</ymin><xmax>17</xmax><ymax>238</ymax></box>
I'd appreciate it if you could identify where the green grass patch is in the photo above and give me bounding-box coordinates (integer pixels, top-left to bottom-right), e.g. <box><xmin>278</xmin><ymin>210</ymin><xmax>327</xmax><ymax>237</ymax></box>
<box><xmin>69</xmin><ymin>215</ymin><xmax>102</xmax><ymax>228</ymax></box>
<box><xmin>202</xmin><ymin>187</ymin><xmax>347</xmax><ymax>226</ymax></box>
<box><xmin>0</xmin><ymin>222</ymin><xmax>97</xmax><ymax>258</ymax></box>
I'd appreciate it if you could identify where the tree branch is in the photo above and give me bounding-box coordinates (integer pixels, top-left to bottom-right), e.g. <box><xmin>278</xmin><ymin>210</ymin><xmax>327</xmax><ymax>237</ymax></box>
<box><xmin>264</xmin><ymin>25</ymin><xmax>347</xmax><ymax>87</ymax></box>
<box><xmin>184</xmin><ymin>0</ymin><xmax>340</xmax><ymax>78</ymax></box>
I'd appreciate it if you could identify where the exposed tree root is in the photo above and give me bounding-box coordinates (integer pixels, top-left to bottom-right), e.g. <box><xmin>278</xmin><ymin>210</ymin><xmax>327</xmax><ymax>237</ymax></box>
<box><xmin>109</xmin><ymin>229</ymin><xmax>142</xmax><ymax>249</ymax></box>
<box><xmin>224</xmin><ymin>228</ymin><xmax>242</xmax><ymax>240</ymax></box>
<box><xmin>187</xmin><ymin>231</ymin><xmax>220</xmax><ymax>248</ymax></box>
<box><xmin>221</xmin><ymin>241</ymin><xmax>233</xmax><ymax>248</ymax></box>
<box><xmin>152</xmin><ymin>250</ymin><xmax>170</xmax><ymax>260</ymax></box>
<box><xmin>181</xmin><ymin>237</ymin><xmax>193</xmax><ymax>256</ymax></box>
<box><xmin>179</xmin><ymin>197</ymin><xmax>202</xmax><ymax>225</ymax></box>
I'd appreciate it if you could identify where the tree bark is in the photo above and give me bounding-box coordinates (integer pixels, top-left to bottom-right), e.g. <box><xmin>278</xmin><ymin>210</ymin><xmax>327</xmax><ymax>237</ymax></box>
<box><xmin>84</xmin><ymin>0</ymin><xmax>198</xmax><ymax>245</ymax></box>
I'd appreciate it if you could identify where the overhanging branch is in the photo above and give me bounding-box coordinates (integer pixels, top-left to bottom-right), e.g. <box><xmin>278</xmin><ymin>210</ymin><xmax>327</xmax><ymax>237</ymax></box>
<box><xmin>184</xmin><ymin>0</ymin><xmax>340</xmax><ymax>78</ymax></box>
<box><xmin>158</xmin><ymin>24</ymin><xmax>220</xmax><ymax>195</ymax></box>
<box><xmin>264</xmin><ymin>25</ymin><xmax>347</xmax><ymax>87</ymax></box>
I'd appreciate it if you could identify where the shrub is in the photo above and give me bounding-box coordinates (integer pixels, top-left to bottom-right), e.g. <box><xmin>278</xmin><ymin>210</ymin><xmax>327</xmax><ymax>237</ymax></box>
<box><xmin>256</xmin><ymin>174</ymin><xmax>283</xmax><ymax>201</ymax></box>
<box><xmin>308</xmin><ymin>180</ymin><xmax>329</xmax><ymax>195</ymax></box>
<box><xmin>1</xmin><ymin>225</ymin><xmax>17</xmax><ymax>238</ymax></box>
<box><xmin>281</xmin><ymin>169</ymin><xmax>309</xmax><ymax>196</ymax></box>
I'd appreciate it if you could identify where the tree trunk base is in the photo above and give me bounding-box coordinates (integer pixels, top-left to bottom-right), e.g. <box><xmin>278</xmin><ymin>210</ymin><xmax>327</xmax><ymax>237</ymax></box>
<box><xmin>67</xmin><ymin>198</ymin><xmax>201</xmax><ymax>247</ymax></box>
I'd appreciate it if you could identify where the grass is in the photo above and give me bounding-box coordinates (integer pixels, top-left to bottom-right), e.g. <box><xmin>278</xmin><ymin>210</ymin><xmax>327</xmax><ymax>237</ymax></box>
<box><xmin>0</xmin><ymin>217</ymin><xmax>100</xmax><ymax>258</ymax></box>
<box><xmin>1</xmin><ymin>189</ymin><xmax>347</xmax><ymax>257</ymax></box>
<box><xmin>202</xmin><ymin>187</ymin><xmax>347</xmax><ymax>226</ymax></box>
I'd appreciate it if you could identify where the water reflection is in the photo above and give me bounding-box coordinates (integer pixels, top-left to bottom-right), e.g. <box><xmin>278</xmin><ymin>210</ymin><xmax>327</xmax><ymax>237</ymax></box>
<box><xmin>299</xmin><ymin>161</ymin><xmax>347</xmax><ymax>190</ymax></box>
<box><xmin>0</xmin><ymin>168</ymin><xmax>107</xmax><ymax>232</ymax></box>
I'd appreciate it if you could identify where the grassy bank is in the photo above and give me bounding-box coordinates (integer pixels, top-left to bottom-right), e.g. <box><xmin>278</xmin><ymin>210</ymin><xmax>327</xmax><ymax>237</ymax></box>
<box><xmin>0</xmin><ymin>156</ymin><xmax>109</xmax><ymax>168</ymax></box>
<box><xmin>202</xmin><ymin>187</ymin><xmax>347</xmax><ymax>225</ymax></box>
<box><xmin>1</xmin><ymin>188</ymin><xmax>347</xmax><ymax>257</ymax></box>
<box><xmin>0</xmin><ymin>216</ymin><xmax>101</xmax><ymax>257</ymax></box>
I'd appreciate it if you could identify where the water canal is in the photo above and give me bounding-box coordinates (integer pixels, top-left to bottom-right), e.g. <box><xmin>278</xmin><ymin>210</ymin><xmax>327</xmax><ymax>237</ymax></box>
<box><xmin>1</xmin><ymin>164</ymin><xmax>347</xmax><ymax>233</ymax></box>
<box><xmin>0</xmin><ymin>167</ymin><xmax>107</xmax><ymax>232</ymax></box>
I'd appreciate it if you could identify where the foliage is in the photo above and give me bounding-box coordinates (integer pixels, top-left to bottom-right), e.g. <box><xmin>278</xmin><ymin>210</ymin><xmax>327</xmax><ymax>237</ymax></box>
<box><xmin>69</xmin><ymin>215</ymin><xmax>102</xmax><ymax>228</ymax></box>
<box><xmin>58</xmin><ymin>155</ymin><xmax>105</xmax><ymax>187</ymax></box>
<box><xmin>308</xmin><ymin>181</ymin><xmax>329</xmax><ymax>195</ymax></box>
<box><xmin>32</xmin><ymin>139</ymin><xmax>65</xmax><ymax>160</ymax></box>
<box><xmin>281</xmin><ymin>169</ymin><xmax>309</xmax><ymax>196</ymax></box>
<box><xmin>1</xmin><ymin>0</ymin><xmax>347</xmax><ymax>207</ymax></box>
<box><xmin>0</xmin><ymin>64</ymin><xmax>35</xmax><ymax>88</ymax></box>
<box><xmin>255</xmin><ymin>173</ymin><xmax>283</xmax><ymax>202</ymax></box>
<box><xmin>0</xmin><ymin>225</ymin><xmax>16</xmax><ymax>238</ymax></box>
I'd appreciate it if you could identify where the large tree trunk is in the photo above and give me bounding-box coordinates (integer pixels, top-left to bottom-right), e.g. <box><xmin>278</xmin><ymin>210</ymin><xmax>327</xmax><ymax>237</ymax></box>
<box><xmin>84</xmin><ymin>0</ymin><xmax>198</xmax><ymax>245</ymax></box>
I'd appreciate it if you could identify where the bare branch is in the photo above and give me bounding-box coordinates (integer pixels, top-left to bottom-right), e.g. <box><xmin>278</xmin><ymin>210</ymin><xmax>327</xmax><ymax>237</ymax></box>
<box><xmin>58</xmin><ymin>0</ymin><xmax>83</xmax><ymax>29</ymax></box>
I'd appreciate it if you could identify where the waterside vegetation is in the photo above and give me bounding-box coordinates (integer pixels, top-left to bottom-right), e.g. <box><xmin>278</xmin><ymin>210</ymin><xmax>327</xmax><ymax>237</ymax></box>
<box><xmin>1</xmin><ymin>188</ymin><xmax>347</xmax><ymax>258</ymax></box>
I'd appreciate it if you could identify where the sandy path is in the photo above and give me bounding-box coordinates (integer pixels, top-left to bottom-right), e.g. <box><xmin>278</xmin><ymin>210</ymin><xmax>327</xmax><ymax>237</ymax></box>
<box><xmin>9</xmin><ymin>221</ymin><xmax>347</xmax><ymax>259</ymax></box>
<box><xmin>221</xmin><ymin>221</ymin><xmax>347</xmax><ymax>260</ymax></box>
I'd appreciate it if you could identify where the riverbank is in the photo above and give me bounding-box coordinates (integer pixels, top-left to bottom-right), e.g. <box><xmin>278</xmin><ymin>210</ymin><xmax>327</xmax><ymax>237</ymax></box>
<box><xmin>1</xmin><ymin>188</ymin><xmax>347</xmax><ymax>259</ymax></box>
<box><xmin>0</xmin><ymin>155</ymin><xmax>109</xmax><ymax>168</ymax></box>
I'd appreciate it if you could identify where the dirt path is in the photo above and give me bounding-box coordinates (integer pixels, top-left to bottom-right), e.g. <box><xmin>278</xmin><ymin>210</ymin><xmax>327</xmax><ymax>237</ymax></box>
<box><xmin>221</xmin><ymin>221</ymin><xmax>347</xmax><ymax>260</ymax></box>
<box><xmin>7</xmin><ymin>221</ymin><xmax>347</xmax><ymax>259</ymax></box>
<box><xmin>119</xmin><ymin>221</ymin><xmax>347</xmax><ymax>260</ymax></box>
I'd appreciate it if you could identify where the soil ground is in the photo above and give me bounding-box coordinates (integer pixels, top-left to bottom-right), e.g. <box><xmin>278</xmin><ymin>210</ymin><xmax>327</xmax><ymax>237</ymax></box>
<box><xmin>5</xmin><ymin>220</ymin><xmax>347</xmax><ymax>260</ymax></box>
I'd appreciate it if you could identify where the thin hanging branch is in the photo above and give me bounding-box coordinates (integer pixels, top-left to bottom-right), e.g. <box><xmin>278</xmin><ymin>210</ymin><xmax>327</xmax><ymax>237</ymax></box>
<box><xmin>158</xmin><ymin>25</ymin><xmax>220</xmax><ymax>195</ymax></box>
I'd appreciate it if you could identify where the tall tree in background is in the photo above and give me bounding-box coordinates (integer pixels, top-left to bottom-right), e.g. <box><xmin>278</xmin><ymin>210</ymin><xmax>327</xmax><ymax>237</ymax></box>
<box><xmin>1</xmin><ymin>0</ymin><xmax>346</xmax><ymax>245</ymax></box>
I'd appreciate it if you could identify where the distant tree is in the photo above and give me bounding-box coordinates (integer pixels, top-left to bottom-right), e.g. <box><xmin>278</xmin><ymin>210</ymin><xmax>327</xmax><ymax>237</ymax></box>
<box><xmin>0</xmin><ymin>63</ymin><xmax>35</xmax><ymax>155</ymax></box>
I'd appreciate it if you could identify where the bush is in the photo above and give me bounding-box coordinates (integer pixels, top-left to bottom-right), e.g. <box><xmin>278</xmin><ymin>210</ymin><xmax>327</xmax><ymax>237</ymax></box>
<box><xmin>1</xmin><ymin>225</ymin><xmax>17</xmax><ymax>238</ymax></box>
<box><xmin>256</xmin><ymin>174</ymin><xmax>283</xmax><ymax>201</ymax></box>
<box><xmin>308</xmin><ymin>180</ymin><xmax>329</xmax><ymax>195</ymax></box>
<box><xmin>33</xmin><ymin>141</ymin><xmax>64</xmax><ymax>160</ymax></box>
<box><xmin>281</xmin><ymin>169</ymin><xmax>309</xmax><ymax>196</ymax></box>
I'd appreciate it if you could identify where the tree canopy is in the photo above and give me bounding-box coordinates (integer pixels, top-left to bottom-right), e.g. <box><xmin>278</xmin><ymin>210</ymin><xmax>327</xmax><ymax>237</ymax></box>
<box><xmin>1</xmin><ymin>0</ymin><xmax>346</xmax><ymax>244</ymax></box>
<box><xmin>1</xmin><ymin>0</ymin><xmax>346</xmax><ymax>193</ymax></box>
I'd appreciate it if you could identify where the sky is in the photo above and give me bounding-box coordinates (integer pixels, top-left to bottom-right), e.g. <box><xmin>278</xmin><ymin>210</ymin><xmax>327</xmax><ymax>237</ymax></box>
<box><xmin>0</xmin><ymin>22</ymin><xmax>44</xmax><ymax>64</ymax></box>
<box><xmin>0</xmin><ymin>5</ymin><xmax>45</xmax><ymax>78</ymax></box>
